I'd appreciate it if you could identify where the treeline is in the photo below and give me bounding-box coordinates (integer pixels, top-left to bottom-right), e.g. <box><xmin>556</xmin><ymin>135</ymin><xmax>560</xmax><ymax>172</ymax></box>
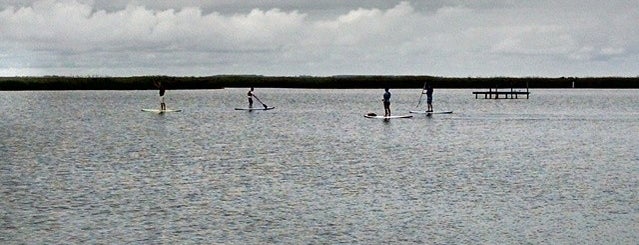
<box><xmin>0</xmin><ymin>76</ymin><xmax>223</xmax><ymax>90</ymax></box>
<box><xmin>1</xmin><ymin>75</ymin><xmax>638</xmax><ymax>90</ymax></box>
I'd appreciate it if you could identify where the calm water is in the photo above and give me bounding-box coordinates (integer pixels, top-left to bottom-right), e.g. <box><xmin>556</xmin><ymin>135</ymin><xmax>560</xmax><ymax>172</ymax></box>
<box><xmin>1</xmin><ymin>89</ymin><xmax>638</xmax><ymax>244</ymax></box>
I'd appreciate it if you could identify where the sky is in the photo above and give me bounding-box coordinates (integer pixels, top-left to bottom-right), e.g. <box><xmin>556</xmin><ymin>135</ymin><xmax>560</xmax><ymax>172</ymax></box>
<box><xmin>1</xmin><ymin>0</ymin><xmax>638</xmax><ymax>77</ymax></box>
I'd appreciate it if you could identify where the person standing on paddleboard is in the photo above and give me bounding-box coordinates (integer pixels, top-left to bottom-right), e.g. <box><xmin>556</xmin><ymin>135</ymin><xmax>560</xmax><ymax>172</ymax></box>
<box><xmin>247</xmin><ymin>87</ymin><xmax>268</xmax><ymax>109</ymax></box>
<box><xmin>426</xmin><ymin>83</ymin><xmax>433</xmax><ymax>112</ymax></box>
<box><xmin>154</xmin><ymin>81</ymin><xmax>166</xmax><ymax>110</ymax></box>
<box><xmin>247</xmin><ymin>87</ymin><xmax>255</xmax><ymax>108</ymax></box>
<box><xmin>383</xmin><ymin>88</ymin><xmax>391</xmax><ymax>117</ymax></box>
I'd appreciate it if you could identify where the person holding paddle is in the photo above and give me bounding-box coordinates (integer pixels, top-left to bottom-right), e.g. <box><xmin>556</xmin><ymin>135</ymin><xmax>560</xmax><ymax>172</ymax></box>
<box><xmin>154</xmin><ymin>81</ymin><xmax>166</xmax><ymax>111</ymax></box>
<box><xmin>426</xmin><ymin>83</ymin><xmax>433</xmax><ymax>112</ymax></box>
<box><xmin>247</xmin><ymin>87</ymin><xmax>268</xmax><ymax>109</ymax></box>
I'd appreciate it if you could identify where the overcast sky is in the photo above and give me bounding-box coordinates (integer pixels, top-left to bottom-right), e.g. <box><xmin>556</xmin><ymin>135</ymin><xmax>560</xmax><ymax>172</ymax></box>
<box><xmin>1</xmin><ymin>0</ymin><xmax>638</xmax><ymax>77</ymax></box>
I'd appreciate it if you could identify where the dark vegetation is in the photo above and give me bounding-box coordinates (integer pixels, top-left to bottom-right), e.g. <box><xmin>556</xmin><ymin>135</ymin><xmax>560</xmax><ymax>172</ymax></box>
<box><xmin>1</xmin><ymin>75</ymin><xmax>638</xmax><ymax>90</ymax></box>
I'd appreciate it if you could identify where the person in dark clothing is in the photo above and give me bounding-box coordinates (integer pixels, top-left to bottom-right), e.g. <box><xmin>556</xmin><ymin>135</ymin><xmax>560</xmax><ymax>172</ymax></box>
<box><xmin>383</xmin><ymin>88</ymin><xmax>391</xmax><ymax>117</ymax></box>
<box><xmin>154</xmin><ymin>81</ymin><xmax>166</xmax><ymax>110</ymax></box>
<box><xmin>247</xmin><ymin>87</ymin><xmax>268</xmax><ymax>109</ymax></box>
<box><xmin>426</xmin><ymin>84</ymin><xmax>433</xmax><ymax>112</ymax></box>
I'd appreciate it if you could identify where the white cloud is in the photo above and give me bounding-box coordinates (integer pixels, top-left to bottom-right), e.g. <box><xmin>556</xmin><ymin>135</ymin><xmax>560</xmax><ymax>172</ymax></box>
<box><xmin>0</xmin><ymin>1</ymin><xmax>306</xmax><ymax>52</ymax></box>
<box><xmin>490</xmin><ymin>25</ymin><xmax>576</xmax><ymax>55</ymax></box>
<box><xmin>0</xmin><ymin>0</ymin><xmax>638</xmax><ymax>77</ymax></box>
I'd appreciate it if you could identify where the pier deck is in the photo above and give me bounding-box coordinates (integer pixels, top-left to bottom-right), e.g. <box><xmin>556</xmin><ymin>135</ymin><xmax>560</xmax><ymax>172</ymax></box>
<box><xmin>472</xmin><ymin>88</ymin><xmax>530</xmax><ymax>99</ymax></box>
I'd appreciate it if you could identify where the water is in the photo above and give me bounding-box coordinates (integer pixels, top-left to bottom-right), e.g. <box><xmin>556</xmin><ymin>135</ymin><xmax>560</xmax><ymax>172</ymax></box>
<box><xmin>1</xmin><ymin>89</ymin><xmax>638</xmax><ymax>244</ymax></box>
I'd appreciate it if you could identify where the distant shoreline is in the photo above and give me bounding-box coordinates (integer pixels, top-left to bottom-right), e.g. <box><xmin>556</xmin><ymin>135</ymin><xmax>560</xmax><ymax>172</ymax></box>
<box><xmin>1</xmin><ymin>75</ymin><xmax>638</xmax><ymax>90</ymax></box>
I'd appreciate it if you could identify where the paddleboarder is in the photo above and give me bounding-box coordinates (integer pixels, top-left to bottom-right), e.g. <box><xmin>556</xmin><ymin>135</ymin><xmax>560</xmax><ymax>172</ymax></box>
<box><xmin>383</xmin><ymin>88</ymin><xmax>391</xmax><ymax>117</ymax></box>
<box><xmin>154</xmin><ymin>81</ymin><xmax>166</xmax><ymax>110</ymax></box>
<box><xmin>247</xmin><ymin>87</ymin><xmax>268</xmax><ymax>109</ymax></box>
<box><xmin>247</xmin><ymin>87</ymin><xmax>255</xmax><ymax>108</ymax></box>
<box><xmin>426</xmin><ymin>83</ymin><xmax>433</xmax><ymax>112</ymax></box>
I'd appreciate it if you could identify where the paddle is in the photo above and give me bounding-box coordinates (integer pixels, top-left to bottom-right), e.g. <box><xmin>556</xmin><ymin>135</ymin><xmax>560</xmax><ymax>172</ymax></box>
<box><xmin>253</xmin><ymin>95</ymin><xmax>268</xmax><ymax>109</ymax></box>
<box><xmin>415</xmin><ymin>82</ymin><xmax>427</xmax><ymax>108</ymax></box>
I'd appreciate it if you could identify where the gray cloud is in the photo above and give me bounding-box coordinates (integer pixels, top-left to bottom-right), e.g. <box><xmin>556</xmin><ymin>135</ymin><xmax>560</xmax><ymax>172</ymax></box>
<box><xmin>0</xmin><ymin>0</ymin><xmax>638</xmax><ymax>77</ymax></box>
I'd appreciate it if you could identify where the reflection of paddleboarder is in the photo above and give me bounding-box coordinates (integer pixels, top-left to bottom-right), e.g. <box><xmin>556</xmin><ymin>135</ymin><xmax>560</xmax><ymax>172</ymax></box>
<box><xmin>383</xmin><ymin>88</ymin><xmax>391</xmax><ymax>117</ymax></box>
<box><xmin>247</xmin><ymin>87</ymin><xmax>268</xmax><ymax>109</ymax></box>
<box><xmin>154</xmin><ymin>81</ymin><xmax>166</xmax><ymax>110</ymax></box>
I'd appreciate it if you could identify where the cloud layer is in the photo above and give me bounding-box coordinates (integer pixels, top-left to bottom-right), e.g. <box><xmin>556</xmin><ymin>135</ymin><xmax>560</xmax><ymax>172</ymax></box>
<box><xmin>1</xmin><ymin>0</ymin><xmax>638</xmax><ymax>76</ymax></box>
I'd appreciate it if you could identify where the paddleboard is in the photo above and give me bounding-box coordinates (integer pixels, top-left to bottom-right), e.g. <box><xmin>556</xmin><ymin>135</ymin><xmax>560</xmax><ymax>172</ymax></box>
<box><xmin>409</xmin><ymin>110</ymin><xmax>453</xmax><ymax>114</ymax></box>
<box><xmin>141</xmin><ymin>109</ymin><xmax>182</xmax><ymax>113</ymax></box>
<box><xmin>364</xmin><ymin>114</ymin><xmax>413</xmax><ymax>119</ymax></box>
<box><xmin>235</xmin><ymin>107</ymin><xmax>275</xmax><ymax>111</ymax></box>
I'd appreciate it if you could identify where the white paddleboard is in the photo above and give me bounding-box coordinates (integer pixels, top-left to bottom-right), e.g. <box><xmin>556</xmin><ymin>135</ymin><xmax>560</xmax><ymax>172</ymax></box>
<box><xmin>235</xmin><ymin>107</ymin><xmax>275</xmax><ymax>111</ymax></box>
<box><xmin>364</xmin><ymin>114</ymin><xmax>413</xmax><ymax>119</ymax></box>
<box><xmin>409</xmin><ymin>110</ymin><xmax>453</xmax><ymax>114</ymax></box>
<box><xmin>141</xmin><ymin>109</ymin><xmax>182</xmax><ymax>113</ymax></box>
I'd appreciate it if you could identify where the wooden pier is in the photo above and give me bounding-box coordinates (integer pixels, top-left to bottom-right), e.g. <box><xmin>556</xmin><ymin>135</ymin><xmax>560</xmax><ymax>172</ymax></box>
<box><xmin>473</xmin><ymin>86</ymin><xmax>529</xmax><ymax>99</ymax></box>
